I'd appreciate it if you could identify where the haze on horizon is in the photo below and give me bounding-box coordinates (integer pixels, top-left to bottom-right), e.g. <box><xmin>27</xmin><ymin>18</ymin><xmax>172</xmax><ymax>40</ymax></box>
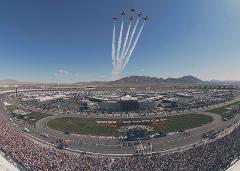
<box><xmin>0</xmin><ymin>0</ymin><xmax>240</xmax><ymax>83</ymax></box>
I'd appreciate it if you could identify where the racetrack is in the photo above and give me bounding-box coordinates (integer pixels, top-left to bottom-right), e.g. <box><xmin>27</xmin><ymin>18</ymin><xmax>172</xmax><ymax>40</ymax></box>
<box><xmin>1</xmin><ymin>90</ymin><xmax>240</xmax><ymax>156</ymax></box>
<box><xmin>34</xmin><ymin>106</ymin><xmax>225</xmax><ymax>155</ymax></box>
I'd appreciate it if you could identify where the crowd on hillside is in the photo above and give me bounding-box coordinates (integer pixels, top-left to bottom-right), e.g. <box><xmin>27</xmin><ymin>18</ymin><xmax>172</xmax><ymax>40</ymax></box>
<box><xmin>0</xmin><ymin>117</ymin><xmax>240</xmax><ymax>171</ymax></box>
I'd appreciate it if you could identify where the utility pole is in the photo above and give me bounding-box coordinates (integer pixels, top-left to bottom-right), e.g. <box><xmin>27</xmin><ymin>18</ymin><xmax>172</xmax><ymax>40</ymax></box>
<box><xmin>15</xmin><ymin>87</ymin><xmax>18</xmax><ymax>97</ymax></box>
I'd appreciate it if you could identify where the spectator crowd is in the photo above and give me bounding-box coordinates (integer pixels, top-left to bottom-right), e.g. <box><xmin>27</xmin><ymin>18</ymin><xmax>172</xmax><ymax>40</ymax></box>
<box><xmin>0</xmin><ymin>117</ymin><xmax>240</xmax><ymax>171</ymax></box>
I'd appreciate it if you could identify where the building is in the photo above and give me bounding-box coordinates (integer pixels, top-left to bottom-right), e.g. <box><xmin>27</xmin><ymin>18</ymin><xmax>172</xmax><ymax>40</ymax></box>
<box><xmin>99</xmin><ymin>95</ymin><xmax>157</xmax><ymax>112</ymax></box>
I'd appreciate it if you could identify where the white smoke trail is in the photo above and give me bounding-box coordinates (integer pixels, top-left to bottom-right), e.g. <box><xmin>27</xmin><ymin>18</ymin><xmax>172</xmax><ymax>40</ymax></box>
<box><xmin>111</xmin><ymin>14</ymin><xmax>146</xmax><ymax>80</ymax></box>
<box><xmin>122</xmin><ymin>18</ymin><xmax>139</xmax><ymax>61</ymax></box>
<box><xmin>111</xmin><ymin>23</ymin><xmax>116</xmax><ymax>67</ymax></box>
<box><xmin>113</xmin><ymin>19</ymin><xmax>124</xmax><ymax>80</ymax></box>
<box><xmin>114</xmin><ymin>21</ymin><xmax>132</xmax><ymax>78</ymax></box>
<box><xmin>120</xmin><ymin>21</ymin><xmax>131</xmax><ymax>60</ymax></box>
<box><xmin>116</xmin><ymin>20</ymin><xmax>124</xmax><ymax>61</ymax></box>
<box><xmin>122</xmin><ymin>21</ymin><xmax>145</xmax><ymax>71</ymax></box>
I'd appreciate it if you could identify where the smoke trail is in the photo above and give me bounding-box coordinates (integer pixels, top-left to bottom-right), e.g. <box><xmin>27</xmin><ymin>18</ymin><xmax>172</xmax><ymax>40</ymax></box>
<box><xmin>122</xmin><ymin>21</ymin><xmax>145</xmax><ymax>71</ymax></box>
<box><xmin>122</xmin><ymin>18</ymin><xmax>139</xmax><ymax>61</ymax></box>
<box><xmin>116</xmin><ymin>20</ymin><xmax>124</xmax><ymax>61</ymax></box>
<box><xmin>120</xmin><ymin>21</ymin><xmax>132</xmax><ymax>60</ymax></box>
<box><xmin>111</xmin><ymin>23</ymin><xmax>116</xmax><ymax>67</ymax></box>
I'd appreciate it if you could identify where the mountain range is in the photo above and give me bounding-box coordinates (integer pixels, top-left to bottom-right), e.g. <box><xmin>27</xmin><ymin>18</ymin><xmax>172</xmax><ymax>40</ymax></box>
<box><xmin>107</xmin><ymin>75</ymin><xmax>203</xmax><ymax>85</ymax></box>
<box><xmin>2</xmin><ymin>76</ymin><xmax>240</xmax><ymax>86</ymax></box>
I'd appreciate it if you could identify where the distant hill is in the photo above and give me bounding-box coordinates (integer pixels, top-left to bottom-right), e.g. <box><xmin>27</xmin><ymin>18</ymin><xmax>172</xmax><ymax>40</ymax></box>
<box><xmin>0</xmin><ymin>79</ymin><xmax>34</xmax><ymax>84</ymax></box>
<box><xmin>108</xmin><ymin>75</ymin><xmax>203</xmax><ymax>85</ymax></box>
<box><xmin>208</xmin><ymin>80</ymin><xmax>240</xmax><ymax>85</ymax></box>
<box><xmin>175</xmin><ymin>76</ymin><xmax>203</xmax><ymax>83</ymax></box>
<box><xmin>0</xmin><ymin>79</ymin><xmax>22</xmax><ymax>84</ymax></box>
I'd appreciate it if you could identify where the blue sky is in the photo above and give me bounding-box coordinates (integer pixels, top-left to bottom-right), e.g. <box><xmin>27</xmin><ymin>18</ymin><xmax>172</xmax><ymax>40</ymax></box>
<box><xmin>0</xmin><ymin>0</ymin><xmax>240</xmax><ymax>83</ymax></box>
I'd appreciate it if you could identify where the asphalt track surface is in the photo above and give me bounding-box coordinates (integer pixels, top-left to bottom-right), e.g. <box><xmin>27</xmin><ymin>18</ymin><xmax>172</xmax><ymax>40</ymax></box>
<box><xmin>1</xmin><ymin>90</ymin><xmax>240</xmax><ymax>156</ymax></box>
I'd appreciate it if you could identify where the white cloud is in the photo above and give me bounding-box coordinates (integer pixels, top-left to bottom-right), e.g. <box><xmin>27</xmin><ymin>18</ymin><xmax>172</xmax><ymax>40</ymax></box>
<box><xmin>99</xmin><ymin>75</ymin><xmax>106</xmax><ymax>78</ymax></box>
<box><xmin>53</xmin><ymin>69</ymin><xmax>85</xmax><ymax>83</ymax></box>
<box><xmin>58</xmin><ymin>69</ymin><xmax>69</xmax><ymax>75</ymax></box>
<box><xmin>55</xmin><ymin>69</ymin><xmax>69</xmax><ymax>76</ymax></box>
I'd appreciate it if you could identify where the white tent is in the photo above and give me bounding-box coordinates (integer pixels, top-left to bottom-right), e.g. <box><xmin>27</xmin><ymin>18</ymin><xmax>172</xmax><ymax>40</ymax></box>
<box><xmin>0</xmin><ymin>154</ymin><xmax>19</xmax><ymax>171</ymax></box>
<box><xmin>227</xmin><ymin>159</ymin><xmax>240</xmax><ymax>171</ymax></box>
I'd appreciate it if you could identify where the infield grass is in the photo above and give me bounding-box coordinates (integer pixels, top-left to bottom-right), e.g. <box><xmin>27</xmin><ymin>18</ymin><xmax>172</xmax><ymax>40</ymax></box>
<box><xmin>206</xmin><ymin>101</ymin><xmax>240</xmax><ymax>120</ymax></box>
<box><xmin>24</xmin><ymin>112</ymin><xmax>52</xmax><ymax>124</ymax></box>
<box><xmin>47</xmin><ymin>113</ymin><xmax>213</xmax><ymax>137</ymax></box>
